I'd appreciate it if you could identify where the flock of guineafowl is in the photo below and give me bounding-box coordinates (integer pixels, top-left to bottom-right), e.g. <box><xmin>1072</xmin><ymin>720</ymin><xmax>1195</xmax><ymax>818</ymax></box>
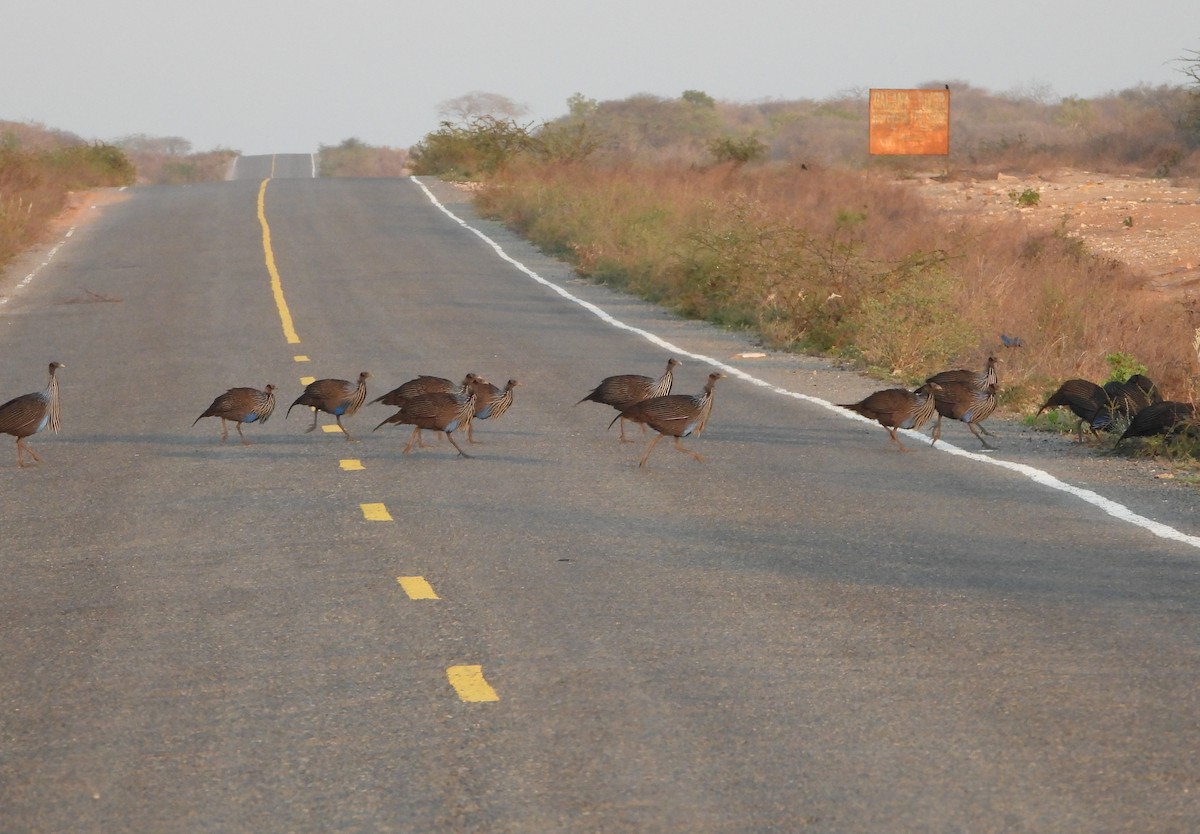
<box><xmin>0</xmin><ymin>353</ymin><xmax>1194</xmax><ymax>469</ymax></box>
<box><xmin>0</xmin><ymin>358</ymin><xmax>721</xmax><ymax>469</ymax></box>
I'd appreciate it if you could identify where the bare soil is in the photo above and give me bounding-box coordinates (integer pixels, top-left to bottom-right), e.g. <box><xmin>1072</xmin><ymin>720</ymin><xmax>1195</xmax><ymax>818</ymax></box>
<box><xmin>911</xmin><ymin>168</ymin><xmax>1200</xmax><ymax>298</ymax></box>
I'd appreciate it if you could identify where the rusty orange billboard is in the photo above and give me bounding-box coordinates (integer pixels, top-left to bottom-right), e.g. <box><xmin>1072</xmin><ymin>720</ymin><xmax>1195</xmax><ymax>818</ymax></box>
<box><xmin>869</xmin><ymin>88</ymin><xmax>950</xmax><ymax>156</ymax></box>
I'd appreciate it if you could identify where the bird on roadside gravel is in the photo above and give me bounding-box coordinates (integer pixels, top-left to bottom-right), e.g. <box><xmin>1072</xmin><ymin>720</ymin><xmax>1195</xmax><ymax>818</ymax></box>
<box><xmin>193</xmin><ymin>384</ymin><xmax>276</xmax><ymax>445</ymax></box>
<box><xmin>839</xmin><ymin>382</ymin><xmax>941</xmax><ymax>452</ymax></box>
<box><xmin>0</xmin><ymin>361</ymin><xmax>64</xmax><ymax>468</ymax></box>
<box><xmin>611</xmin><ymin>371</ymin><xmax>722</xmax><ymax>467</ymax></box>
<box><xmin>1095</xmin><ymin>374</ymin><xmax>1162</xmax><ymax>430</ymax></box>
<box><xmin>1036</xmin><ymin>378</ymin><xmax>1109</xmax><ymax>441</ymax></box>
<box><xmin>578</xmin><ymin>357</ymin><xmax>680</xmax><ymax>441</ymax></box>
<box><xmin>287</xmin><ymin>371</ymin><xmax>370</xmax><ymax>440</ymax></box>
<box><xmin>373</xmin><ymin>377</ymin><xmax>490</xmax><ymax>458</ymax></box>
<box><xmin>1115</xmin><ymin>401</ymin><xmax>1196</xmax><ymax>446</ymax></box>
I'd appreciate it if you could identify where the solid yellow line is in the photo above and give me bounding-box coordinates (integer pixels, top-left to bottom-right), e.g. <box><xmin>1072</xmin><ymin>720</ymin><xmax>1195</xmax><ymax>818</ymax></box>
<box><xmin>361</xmin><ymin>503</ymin><xmax>393</xmax><ymax>521</ymax></box>
<box><xmin>397</xmin><ymin>576</ymin><xmax>439</xmax><ymax>599</ymax></box>
<box><xmin>340</xmin><ymin>459</ymin><xmax>365</xmax><ymax>471</ymax></box>
<box><xmin>447</xmin><ymin>665</ymin><xmax>499</xmax><ymax>702</ymax></box>
<box><xmin>257</xmin><ymin>178</ymin><xmax>301</xmax><ymax>344</ymax></box>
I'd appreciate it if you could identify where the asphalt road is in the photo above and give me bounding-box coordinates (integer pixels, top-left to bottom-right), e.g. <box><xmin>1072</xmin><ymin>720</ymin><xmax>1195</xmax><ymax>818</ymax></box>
<box><xmin>2</xmin><ymin>154</ymin><xmax>1198</xmax><ymax>833</ymax></box>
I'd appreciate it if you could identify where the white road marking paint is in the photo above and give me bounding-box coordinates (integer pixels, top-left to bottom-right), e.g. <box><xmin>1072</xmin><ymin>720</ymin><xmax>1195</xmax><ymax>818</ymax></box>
<box><xmin>0</xmin><ymin>228</ymin><xmax>76</xmax><ymax>308</ymax></box>
<box><xmin>414</xmin><ymin>175</ymin><xmax>1199</xmax><ymax>550</ymax></box>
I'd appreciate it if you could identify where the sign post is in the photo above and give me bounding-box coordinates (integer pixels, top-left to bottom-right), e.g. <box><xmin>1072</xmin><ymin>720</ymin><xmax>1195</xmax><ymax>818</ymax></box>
<box><xmin>868</xmin><ymin>88</ymin><xmax>950</xmax><ymax>156</ymax></box>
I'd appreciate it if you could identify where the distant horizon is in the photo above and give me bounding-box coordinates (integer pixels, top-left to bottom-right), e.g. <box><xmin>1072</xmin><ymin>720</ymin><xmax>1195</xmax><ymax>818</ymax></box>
<box><xmin>3</xmin><ymin>0</ymin><xmax>1195</xmax><ymax>156</ymax></box>
<box><xmin>6</xmin><ymin>76</ymin><xmax>1194</xmax><ymax>158</ymax></box>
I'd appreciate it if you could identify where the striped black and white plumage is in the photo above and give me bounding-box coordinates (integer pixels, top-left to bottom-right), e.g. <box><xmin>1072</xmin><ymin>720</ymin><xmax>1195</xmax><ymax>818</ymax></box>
<box><xmin>193</xmin><ymin>384</ymin><xmax>276</xmax><ymax>445</ymax></box>
<box><xmin>468</xmin><ymin>378</ymin><xmax>518</xmax><ymax>443</ymax></box>
<box><xmin>578</xmin><ymin>357</ymin><xmax>680</xmax><ymax>441</ymax></box>
<box><xmin>930</xmin><ymin>382</ymin><xmax>999</xmax><ymax>449</ymax></box>
<box><xmin>373</xmin><ymin>378</ymin><xmax>488</xmax><ymax>458</ymax></box>
<box><xmin>1115</xmin><ymin>401</ymin><xmax>1196</xmax><ymax>446</ymax></box>
<box><xmin>370</xmin><ymin>373</ymin><xmax>478</xmax><ymax>408</ymax></box>
<box><xmin>840</xmin><ymin>382</ymin><xmax>941</xmax><ymax>452</ymax></box>
<box><xmin>611</xmin><ymin>371</ymin><xmax>723</xmax><ymax>467</ymax></box>
<box><xmin>0</xmin><ymin>361</ymin><xmax>64</xmax><ymax>468</ymax></box>
<box><xmin>926</xmin><ymin>357</ymin><xmax>1000</xmax><ymax>449</ymax></box>
<box><xmin>286</xmin><ymin>371</ymin><xmax>370</xmax><ymax>441</ymax></box>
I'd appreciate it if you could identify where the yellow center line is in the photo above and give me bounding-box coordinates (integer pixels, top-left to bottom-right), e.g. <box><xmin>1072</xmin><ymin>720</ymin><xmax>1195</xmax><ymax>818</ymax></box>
<box><xmin>397</xmin><ymin>576</ymin><xmax>439</xmax><ymax>599</ymax></box>
<box><xmin>361</xmin><ymin>502</ymin><xmax>393</xmax><ymax>521</ymax></box>
<box><xmin>257</xmin><ymin>178</ymin><xmax>301</xmax><ymax>345</ymax></box>
<box><xmin>447</xmin><ymin>665</ymin><xmax>500</xmax><ymax>702</ymax></box>
<box><xmin>293</xmin><ymin>355</ymin><xmax>310</xmax><ymax>362</ymax></box>
<box><xmin>322</xmin><ymin>425</ymin><xmax>344</xmax><ymax>434</ymax></box>
<box><xmin>340</xmin><ymin>459</ymin><xmax>365</xmax><ymax>471</ymax></box>
<box><xmin>300</xmin><ymin>376</ymin><xmax>316</xmax><ymax>385</ymax></box>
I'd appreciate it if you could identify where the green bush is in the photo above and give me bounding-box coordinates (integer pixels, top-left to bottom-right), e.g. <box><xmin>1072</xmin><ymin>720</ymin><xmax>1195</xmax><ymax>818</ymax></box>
<box><xmin>1105</xmin><ymin>351</ymin><xmax>1149</xmax><ymax>383</ymax></box>
<box><xmin>707</xmin><ymin>136</ymin><xmax>767</xmax><ymax>165</ymax></box>
<box><xmin>853</xmin><ymin>263</ymin><xmax>975</xmax><ymax>378</ymax></box>
<box><xmin>410</xmin><ymin>117</ymin><xmax>540</xmax><ymax>179</ymax></box>
<box><xmin>1010</xmin><ymin>187</ymin><xmax>1041</xmax><ymax>207</ymax></box>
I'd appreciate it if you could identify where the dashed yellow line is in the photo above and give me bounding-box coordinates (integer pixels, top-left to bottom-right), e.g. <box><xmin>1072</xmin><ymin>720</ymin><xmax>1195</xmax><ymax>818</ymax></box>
<box><xmin>398</xmin><ymin>576</ymin><xmax>439</xmax><ymax>599</ymax></box>
<box><xmin>300</xmin><ymin>376</ymin><xmax>316</xmax><ymax>385</ymax></box>
<box><xmin>447</xmin><ymin>665</ymin><xmax>499</xmax><ymax>702</ymax></box>
<box><xmin>257</xmin><ymin>178</ymin><xmax>300</xmax><ymax>345</ymax></box>
<box><xmin>361</xmin><ymin>503</ymin><xmax>393</xmax><ymax>521</ymax></box>
<box><xmin>293</xmin><ymin>355</ymin><xmax>310</xmax><ymax>363</ymax></box>
<box><xmin>340</xmin><ymin>459</ymin><xmax>364</xmax><ymax>471</ymax></box>
<box><xmin>322</xmin><ymin>425</ymin><xmax>344</xmax><ymax>434</ymax></box>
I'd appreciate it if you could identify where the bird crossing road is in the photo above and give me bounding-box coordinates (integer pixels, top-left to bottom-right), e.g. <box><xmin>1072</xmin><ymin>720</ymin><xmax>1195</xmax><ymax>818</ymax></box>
<box><xmin>2</xmin><ymin>155</ymin><xmax>1199</xmax><ymax>833</ymax></box>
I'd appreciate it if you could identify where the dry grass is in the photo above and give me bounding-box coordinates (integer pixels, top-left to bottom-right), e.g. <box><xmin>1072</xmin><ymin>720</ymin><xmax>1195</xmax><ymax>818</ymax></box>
<box><xmin>478</xmin><ymin>159</ymin><xmax>1199</xmax><ymax>404</ymax></box>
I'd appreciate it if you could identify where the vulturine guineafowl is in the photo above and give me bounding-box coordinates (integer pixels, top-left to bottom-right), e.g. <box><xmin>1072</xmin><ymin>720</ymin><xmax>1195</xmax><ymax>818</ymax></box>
<box><xmin>287</xmin><ymin>371</ymin><xmax>370</xmax><ymax>440</ymax></box>
<box><xmin>0</xmin><ymin>361</ymin><xmax>64</xmax><ymax>468</ymax></box>
<box><xmin>1115</xmin><ymin>401</ymin><xmax>1196</xmax><ymax>446</ymax></box>
<box><xmin>193</xmin><ymin>384</ymin><xmax>276</xmax><ymax>444</ymax></box>
<box><xmin>926</xmin><ymin>355</ymin><xmax>999</xmax><ymax>389</ymax></box>
<box><xmin>926</xmin><ymin>357</ymin><xmax>1000</xmax><ymax>449</ymax></box>
<box><xmin>839</xmin><ymin>382</ymin><xmax>941</xmax><ymax>452</ymax></box>
<box><xmin>1095</xmin><ymin>374</ymin><xmax>1162</xmax><ymax>431</ymax></box>
<box><xmin>373</xmin><ymin>377</ymin><xmax>489</xmax><ymax>458</ymax></box>
<box><xmin>1036</xmin><ymin>378</ymin><xmax>1109</xmax><ymax>441</ymax></box>
<box><xmin>930</xmin><ymin>382</ymin><xmax>999</xmax><ymax>449</ymax></box>
<box><xmin>371</xmin><ymin>373</ymin><xmax>479</xmax><ymax>448</ymax></box>
<box><xmin>578</xmin><ymin>357</ymin><xmax>680</xmax><ymax>441</ymax></box>
<box><xmin>611</xmin><ymin>371</ymin><xmax>723</xmax><ymax>467</ymax></box>
<box><xmin>469</xmin><ymin>378</ymin><xmax>518</xmax><ymax>443</ymax></box>
<box><xmin>370</xmin><ymin>373</ymin><xmax>478</xmax><ymax>408</ymax></box>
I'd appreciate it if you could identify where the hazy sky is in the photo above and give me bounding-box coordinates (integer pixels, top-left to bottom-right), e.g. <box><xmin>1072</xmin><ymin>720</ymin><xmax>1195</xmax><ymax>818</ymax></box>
<box><xmin>3</xmin><ymin>1</ymin><xmax>1197</xmax><ymax>155</ymax></box>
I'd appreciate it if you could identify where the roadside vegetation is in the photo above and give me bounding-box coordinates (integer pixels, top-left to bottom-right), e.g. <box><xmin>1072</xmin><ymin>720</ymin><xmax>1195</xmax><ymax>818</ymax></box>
<box><xmin>317</xmin><ymin>138</ymin><xmax>410</xmax><ymax>177</ymax></box>
<box><xmin>0</xmin><ymin>121</ymin><xmax>136</xmax><ymax>273</ymax></box>
<box><xmin>0</xmin><ymin>121</ymin><xmax>245</xmax><ymax>273</ymax></box>
<box><xmin>411</xmin><ymin>78</ymin><xmax>1200</xmax><ymax>460</ymax></box>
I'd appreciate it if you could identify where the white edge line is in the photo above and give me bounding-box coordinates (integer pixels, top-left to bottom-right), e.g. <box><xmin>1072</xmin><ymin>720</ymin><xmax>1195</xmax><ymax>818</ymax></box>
<box><xmin>408</xmin><ymin>175</ymin><xmax>1200</xmax><ymax>551</ymax></box>
<box><xmin>1</xmin><ymin>227</ymin><xmax>78</xmax><ymax>307</ymax></box>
